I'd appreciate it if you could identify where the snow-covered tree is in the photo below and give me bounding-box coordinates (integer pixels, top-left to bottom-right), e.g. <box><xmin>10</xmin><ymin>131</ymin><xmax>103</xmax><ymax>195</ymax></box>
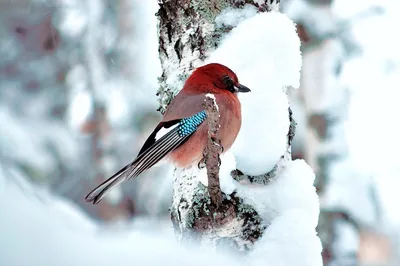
<box><xmin>156</xmin><ymin>0</ymin><xmax>322</xmax><ymax>263</ymax></box>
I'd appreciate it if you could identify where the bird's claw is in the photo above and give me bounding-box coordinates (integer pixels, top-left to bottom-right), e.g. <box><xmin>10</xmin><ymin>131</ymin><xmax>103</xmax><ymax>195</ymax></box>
<box><xmin>211</xmin><ymin>138</ymin><xmax>224</xmax><ymax>154</ymax></box>
<box><xmin>198</xmin><ymin>158</ymin><xmax>206</xmax><ymax>169</ymax></box>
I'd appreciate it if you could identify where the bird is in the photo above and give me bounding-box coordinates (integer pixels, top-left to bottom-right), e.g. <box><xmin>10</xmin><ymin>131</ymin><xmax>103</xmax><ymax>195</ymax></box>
<box><xmin>85</xmin><ymin>63</ymin><xmax>251</xmax><ymax>204</ymax></box>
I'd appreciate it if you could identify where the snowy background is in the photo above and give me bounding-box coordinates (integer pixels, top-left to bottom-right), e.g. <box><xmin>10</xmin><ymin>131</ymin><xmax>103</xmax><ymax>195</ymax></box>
<box><xmin>0</xmin><ymin>0</ymin><xmax>399</xmax><ymax>265</ymax></box>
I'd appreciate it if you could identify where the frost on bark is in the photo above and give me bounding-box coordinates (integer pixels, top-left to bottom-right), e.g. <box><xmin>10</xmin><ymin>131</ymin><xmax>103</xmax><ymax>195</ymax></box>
<box><xmin>157</xmin><ymin>0</ymin><xmax>291</xmax><ymax>253</ymax></box>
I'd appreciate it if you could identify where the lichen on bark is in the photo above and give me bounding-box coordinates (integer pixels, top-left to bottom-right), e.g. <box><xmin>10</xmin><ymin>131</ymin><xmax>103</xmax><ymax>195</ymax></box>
<box><xmin>170</xmin><ymin>166</ymin><xmax>267</xmax><ymax>252</ymax></box>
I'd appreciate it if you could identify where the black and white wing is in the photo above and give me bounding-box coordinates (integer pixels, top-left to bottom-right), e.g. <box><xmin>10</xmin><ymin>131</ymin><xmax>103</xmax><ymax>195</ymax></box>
<box><xmin>85</xmin><ymin>111</ymin><xmax>207</xmax><ymax>204</ymax></box>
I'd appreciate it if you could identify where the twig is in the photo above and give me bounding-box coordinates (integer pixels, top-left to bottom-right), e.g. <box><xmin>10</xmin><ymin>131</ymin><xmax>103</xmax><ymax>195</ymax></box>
<box><xmin>203</xmin><ymin>94</ymin><xmax>222</xmax><ymax>209</ymax></box>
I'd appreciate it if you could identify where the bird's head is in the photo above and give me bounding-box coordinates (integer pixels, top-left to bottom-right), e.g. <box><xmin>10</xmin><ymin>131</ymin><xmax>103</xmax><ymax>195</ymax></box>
<box><xmin>187</xmin><ymin>63</ymin><xmax>251</xmax><ymax>94</ymax></box>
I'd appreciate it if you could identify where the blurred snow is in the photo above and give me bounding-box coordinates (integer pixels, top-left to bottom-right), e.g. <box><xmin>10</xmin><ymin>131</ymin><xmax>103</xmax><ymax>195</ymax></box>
<box><xmin>56</xmin><ymin>1</ymin><xmax>88</xmax><ymax>38</ymax></box>
<box><xmin>301</xmin><ymin>39</ymin><xmax>345</xmax><ymax>112</ymax></box>
<box><xmin>333</xmin><ymin>0</ymin><xmax>400</xmax><ymax>230</ymax></box>
<box><xmin>209</xmin><ymin>11</ymin><xmax>301</xmax><ymax>175</ymax></box>
<box><xmin>284</xmin><ymin>0</ymin><xmax>337</xmax><ymax>36</ymax></box>
<box><xmin>0</xmin><ymin>165</ymin><xmax>237</xmax><ymax>266</ymax></box>
<box><xmin>0</xmin><ymin>107</ymin><xmax>81</xmax><ymax>179</ymax></box>
<box><xmin>321</xmin><ymin>159</ymin><xmax>378</xmax><ymax>226</ymax></box>
<box><xmin>330</xmin><ymin>219</ymin><xmax>360</xmax><ymax>266</ymax></box>
<box><xmin>0</xmin><ymin>163</ymin><xmax>322</xmax><ymax>266</ymax></box>
<box><xmin>283</xmin><ymin>0</ymin><xmax>400</xmax><ymax>263</ymax></box>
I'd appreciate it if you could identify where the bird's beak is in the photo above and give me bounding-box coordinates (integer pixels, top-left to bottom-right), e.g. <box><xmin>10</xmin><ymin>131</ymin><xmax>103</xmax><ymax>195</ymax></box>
<box><xmin>234</xmin><ymin>84</ymin><xmax>251</xmax><ymax>93</ymax></box>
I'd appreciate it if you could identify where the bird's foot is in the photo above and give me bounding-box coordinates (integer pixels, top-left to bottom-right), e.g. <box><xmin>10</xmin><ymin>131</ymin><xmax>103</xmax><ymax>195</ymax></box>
<box><xmin>218</xmin><ymin>144</ymin><xmax>224</xmax><ymax>154</ymax></box>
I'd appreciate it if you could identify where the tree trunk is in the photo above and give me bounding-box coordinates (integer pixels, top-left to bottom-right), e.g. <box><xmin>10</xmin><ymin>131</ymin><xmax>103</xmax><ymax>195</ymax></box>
<box><xmin>297</xmin><ymin>21</ymin><xmax>360</xmax><ymax>266</ymax></box>
<box><xmin>156</xmin><ymin>0</ymin><xmax>299</xmax><ymax>253</ymax></box>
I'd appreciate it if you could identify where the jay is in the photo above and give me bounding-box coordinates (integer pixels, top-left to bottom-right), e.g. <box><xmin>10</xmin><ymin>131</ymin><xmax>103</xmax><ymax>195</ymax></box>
<box><xmin>86</xmin><ymin>63</ymin><xmax>250</xmax><ymax>204</ymax></box>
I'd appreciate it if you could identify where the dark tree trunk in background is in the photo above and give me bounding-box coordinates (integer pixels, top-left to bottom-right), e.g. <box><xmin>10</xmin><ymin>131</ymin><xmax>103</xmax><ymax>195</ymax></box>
<box><xmin>282</xmin><ymin>1</ymin><xmax>383</xmax><ymax>265</ymax></box>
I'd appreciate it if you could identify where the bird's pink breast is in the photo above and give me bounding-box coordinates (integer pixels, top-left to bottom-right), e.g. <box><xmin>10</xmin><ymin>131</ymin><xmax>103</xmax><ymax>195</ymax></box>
<box><xmin>168</xmin><ymin>92</ymin><xmax>241</xmax><ymax>168</ymax></box>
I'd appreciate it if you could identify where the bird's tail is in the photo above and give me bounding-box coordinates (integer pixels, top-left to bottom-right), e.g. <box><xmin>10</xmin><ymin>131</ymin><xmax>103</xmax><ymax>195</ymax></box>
<box><xmin>85</xmin><ymin>164</ymin><xmax>133</xmax><ymax>204</ymax></box>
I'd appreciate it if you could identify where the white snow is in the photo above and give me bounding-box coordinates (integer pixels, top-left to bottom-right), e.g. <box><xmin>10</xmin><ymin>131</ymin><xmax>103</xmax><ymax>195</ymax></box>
<box><xmin>235</xmin><ymin>159</ymin><xmax>320</xmax><ymax>226</ymax></box>
<box><xmin>208</xmin><ymin>11</ymin><xmax>302</xmax><ymax>175</ymax></box>
<box><xmin>250</xmin><ymin>210</ymin><xmax>322</xmax><ymax>266</ymax></box>
<box><xmin>218</xmin><ymin>151</ymin><xmax>237</xmax><ymax>195</ymax></box>
<box><xmin>237</xmin><ymin>159</ymin><xmax>322</xmax><ymax>266</ymax></box>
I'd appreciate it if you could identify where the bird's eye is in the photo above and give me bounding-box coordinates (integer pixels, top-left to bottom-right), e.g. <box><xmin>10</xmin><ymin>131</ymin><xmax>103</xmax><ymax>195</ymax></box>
<box><xmin>222</xmin><ymin>76</ymin><xmax>235</xmax><ymax>93</ymax></box>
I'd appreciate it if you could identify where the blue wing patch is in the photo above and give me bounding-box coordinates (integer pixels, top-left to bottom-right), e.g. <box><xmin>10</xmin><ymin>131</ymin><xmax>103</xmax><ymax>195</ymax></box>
<box><xmin>178</xmin><ymin>110</ymin><xmax>207</xmax><ymax>137</ymax></box>
<box><xmin>138</xmin><ymin>111</ymin><xmax>207</xmax><ymax>156</ymax></box>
